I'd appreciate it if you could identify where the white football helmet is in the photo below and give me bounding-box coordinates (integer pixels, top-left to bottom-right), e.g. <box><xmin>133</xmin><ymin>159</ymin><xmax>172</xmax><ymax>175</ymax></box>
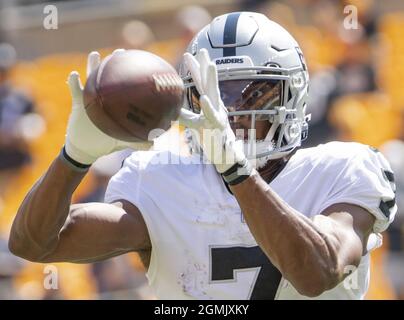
<box><xmin>179</xmin><ymin>12</ymin><xmax>310</xmax><ymax>164</ymax></box>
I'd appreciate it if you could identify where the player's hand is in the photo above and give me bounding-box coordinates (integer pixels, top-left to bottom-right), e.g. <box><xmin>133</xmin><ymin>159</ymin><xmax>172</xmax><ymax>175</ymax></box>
<box><xmin>179</xmin><ymin>49</ymin><xmax>247</xmax><ymax>174</ymax></box>
<box><xmin>64</xmin><ymin>50</ymin><xmax>153</xmax><ymax>166</ymax></box>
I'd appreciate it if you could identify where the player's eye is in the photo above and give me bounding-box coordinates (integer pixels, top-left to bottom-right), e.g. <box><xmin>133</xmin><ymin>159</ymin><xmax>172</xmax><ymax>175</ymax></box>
<box><xmin>244</xmin><ymin>89</ymin><xmax>263</xmax><ymax>107</ymax></box>
<box><xmin>251</xmin><ymin>90</ymin><xmax>263</xmax><ymax>98</ymax></box>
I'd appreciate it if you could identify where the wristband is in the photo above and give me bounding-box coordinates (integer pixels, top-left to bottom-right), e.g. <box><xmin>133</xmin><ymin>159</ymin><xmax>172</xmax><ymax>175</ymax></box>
<box><xmin>59</xmin><ymin>146</ymin><xmax>91</xmax><ymax>172</ymax></box>
<box><xmin>221</xmin><ymin>158</ymin><xmax>253</xmax><ymax>186</ymax></box>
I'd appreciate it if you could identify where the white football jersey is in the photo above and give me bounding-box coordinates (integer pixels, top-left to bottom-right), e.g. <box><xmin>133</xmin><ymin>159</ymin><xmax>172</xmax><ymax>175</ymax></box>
<box><xmin>104</xmin><ymin>141</ymin><xmax>397</xmax><ymax>300</ymax></box>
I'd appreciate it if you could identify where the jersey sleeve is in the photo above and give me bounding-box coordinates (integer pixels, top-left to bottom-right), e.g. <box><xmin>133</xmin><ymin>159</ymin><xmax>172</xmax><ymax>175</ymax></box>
<box><xmin>318</xmin><ymin>144</ymin><xmax>397</xmax><ymax>233</ymax></box>
<box><xmin>104</xmin><ymin>152</ymin><xmax>143</xmax><ymax>206</ymax></box>
<box><xmin>103</xmin><ymin>151</ymin><xmax>165</xmax><ymax>284</ymax></box>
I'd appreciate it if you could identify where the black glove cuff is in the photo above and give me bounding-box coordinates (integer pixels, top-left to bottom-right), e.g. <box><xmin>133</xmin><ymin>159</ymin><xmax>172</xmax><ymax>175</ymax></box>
<box><xmin>221</xmin><ymin>159</ymin><xmax>253</xmax><ymax>186</ymax></box>
<box><xmin>59</xmin><ymin>146</ymin><xmax>91</xmax><ymax>172</ymax></box>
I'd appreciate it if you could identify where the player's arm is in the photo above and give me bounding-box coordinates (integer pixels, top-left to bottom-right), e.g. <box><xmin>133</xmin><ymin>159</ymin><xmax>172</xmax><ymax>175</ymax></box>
<box><xmin>230</xmin><ymin>172</ymin><xmax>374</xmax><ymax>297</ymax></box>
<box><xmin>9</xmin><ymin>50</ymin><xmax>152</xmax><ymax>263</ymax></box>
<box><xmin>9</xmin><ymin>156</ymin><xmax>150</xmax><ymax>263</ymax></box>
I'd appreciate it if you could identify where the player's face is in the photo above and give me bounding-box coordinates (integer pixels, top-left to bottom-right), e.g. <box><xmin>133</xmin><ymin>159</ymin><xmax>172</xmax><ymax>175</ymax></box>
<box><xmin>190</xmin><ymin>79</ymin><xmax>282</xmax><ymax>140</ymax></box>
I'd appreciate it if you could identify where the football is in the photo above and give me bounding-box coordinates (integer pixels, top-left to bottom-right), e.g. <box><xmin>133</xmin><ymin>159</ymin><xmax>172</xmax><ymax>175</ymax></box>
<box><xmin>83</xmin><ymin>49</ymin><xmax>184</xmax><ymax>142</ymax></box>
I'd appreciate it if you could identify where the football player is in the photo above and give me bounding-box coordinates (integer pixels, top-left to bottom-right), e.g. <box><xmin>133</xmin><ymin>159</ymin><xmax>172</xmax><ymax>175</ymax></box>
<box><xmin>9</xmin><ymin>12</ymin><xmax>397</xmax><ymax>299</ymax></box>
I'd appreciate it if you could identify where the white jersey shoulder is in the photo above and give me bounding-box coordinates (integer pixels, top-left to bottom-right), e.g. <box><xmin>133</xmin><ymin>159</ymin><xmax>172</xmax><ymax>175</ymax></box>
<box><xmin>104</xmin><ymin>142</ymin><xmax>396</xmax><ymax>300</ymax></box>
<box><xmin>286</xmin><ymin>141</ymin><xmax>397</xmax><ymax>233</ymax></box>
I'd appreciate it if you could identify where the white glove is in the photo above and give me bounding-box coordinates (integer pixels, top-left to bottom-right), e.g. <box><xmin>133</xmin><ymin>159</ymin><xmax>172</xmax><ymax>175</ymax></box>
<box><xmin>64</xmin><ymin>50</ymin><xmax>153</xmax><ymax>167</ymax></box>
<box><xmin>179</xmin><ymin>49</ymin><xmax>250</xmax><ymax>180</ymax></box>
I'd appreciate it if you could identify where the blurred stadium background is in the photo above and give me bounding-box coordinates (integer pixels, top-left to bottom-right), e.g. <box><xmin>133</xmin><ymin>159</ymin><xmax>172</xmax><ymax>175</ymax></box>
<box><xmin>0</xmin><ymin>0</ymin><xmax>403</xmax><ymax>300</ymax></box>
